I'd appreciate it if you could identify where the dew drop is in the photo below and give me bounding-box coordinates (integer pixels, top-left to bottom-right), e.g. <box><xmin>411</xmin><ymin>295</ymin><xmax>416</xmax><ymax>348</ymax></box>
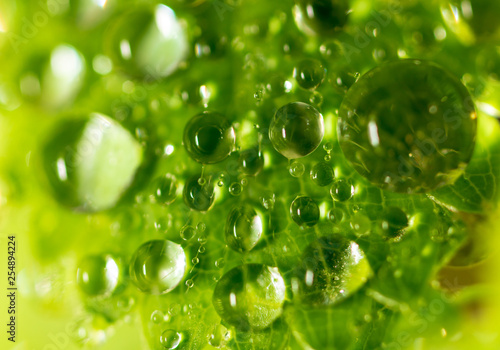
<box><xmin>225</xmin><ymin>205</ymin><xmax>264</xmax><ymax>252</ymax></box>
<box><xmin>180</xmin><ymin>225</ymin><xmax>196</xmax><ymax>241</ymax></box>
<box><xmin>310</xmin><ymin>162</ymin><xmax>334</xmax><ymax>187</ymax></box>
<box><xmin>129</xmin><ymin>240</ymin><xmax>186</xmax><ymax>294</ymax></box>
<box><xmin>290</xmin><ymin>196</ymin><xmax>320</xmax><ymax>227</ymax></box>
<box><xmin>184</xmin><ymin>111</ymin><xmax>236</xmax><ymax>164</ymax></box>
<box><xmin>160</xmin><ymin>330</ymin><xmax>183</xmax><ymax>349</ymax></box>
<box><xmin>212</xmin><ymin>264</ymin><xmax>286</xmax><ymax>331</ymax></box>
<box><xmin>269</xmin><ymin>102</ymin><xmax>324</xmax><ymax>159</ymax></box>
<box><xmin>330</xmin><ymin>179</ymin><xmax>354</xmax><ymax>202</ymax></box>
<box><xmin>288</xmin><ymin>161</ymin><xmax>305</xmax><ymax>177</ymax></box>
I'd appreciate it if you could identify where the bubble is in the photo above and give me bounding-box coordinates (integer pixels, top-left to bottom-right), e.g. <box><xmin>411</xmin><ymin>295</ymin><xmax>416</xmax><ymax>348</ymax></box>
<box><xmin>160</xmin><ymin>330</ymin><xmax>183</xmax><ymax>349</ymax></box>
<box><xmin>310</xmin><ymin>162</ymin><xmax>334</xmax><ymax>187</ymax></box>
<box><xmin>337</xmin><ymin>60</ymin><xmax>477</xmax><ymax>193</ymax></box>
<box><xmin>330</xmin><ymin>179</ymin><xmax>354</xmax><ymax>202</ymax></box>
<box><xmin>294</xmin><ymin>0</ymin><xmax>351</xmax><ymax>36</ymax></box>
<box><xmin>183</xmin><ymin>174</ymin><xmax>215</xmax><ymax>211</ymax></box>
<box><xmin>43</xmin><ymin>113</ymin><xmax>143</xmax><ymax>211</ymax></box>
<box><xmin>129</xmin><ymin>240</ymin><xmax>186</xmax><ymax>294</ymax></box>
<box><xmin>225</xmin><ymin>205</ymin><xmax>264</xmax><ymax>252</ymax></box>
<box><xmin>229</xmin><ymin>182</ymin><xmax>243</xmax><ymax>196</ymax></box>
<box><xmin>208</xmin><ymin>324</ymin><xmax>231</xmax><ymax>348</ymax></box>
<box><xmin>151</xmin><ymin>174</ymin><xmax>178</xmax><ymax>205</ymax></box>
<box><xmin>191</xmin><ymin>257</ymin><xmax>199</xmax><ymax>265</ymax></box>
<box><xmin>290</xmin><ymin>196</ymin><xmax>320</xmax><ymax>227</ymax></box>
<box><xmin>76</xmin><ymin>255</ymin><xmax>122</xmax><ymax>297</ymax></box>
<box><xmin>294</xmin><ymin>59</ymin><xmax>326</xmax><ymax>90</ymax></box>
<box><xmin>294</xmin><ymin>235</ymin><xmax>372</xmax><ymax>305</ymax></box>
<box><xmin>151</xmin><ymin>310</ymin><xmax>164</xmax><ymax>324</ymax></box>
<box><xmin>350</xmin><ymin>213</ymin><xmax>371</xmax><ymax>236</ymax></box>
<box><xmin>198</xmin><ymin>246</ymin><xmax>206</xmax><ymax>254</ymax></box>
<box><xmin>269</xmin><ymin>102</ymin><xmax>324</xmax><ymax>159</ymax></box>
<box><xmin>197</xmin><ymin>235</ymin><xmax>208</xmax><ymax>245</ymax></box>
<box><xmin>288</xmin><ymin>161</ymin><xmax>305</xmax><ymax>177</ymax></box>
<box><xmin>212</xmin><ymin>264</ymin><xmax>286</xmax><ymax>331</ymax></box>
<box><xmin>104</xmin><ymin>4</ymin><xmax>188</xmax><ymax>78</ymax></box>
<box><xmin>239</xmin><ymin>148</ymin><xmax>264</xmax><ymax>176</ymax></box>
<box><xmin>381</xmin><ymin>206</ymin><xmax>408</xmax><ymax>237</ymax></box>
<box><xmin>328</xmin><ymin>207</ymin><xmax>344</xmax><ymax>224</ymax></box>
<box><xmin>183</xmin><ymin>111</ymin><xmax>236</xmax><ymax>164</ymax></box>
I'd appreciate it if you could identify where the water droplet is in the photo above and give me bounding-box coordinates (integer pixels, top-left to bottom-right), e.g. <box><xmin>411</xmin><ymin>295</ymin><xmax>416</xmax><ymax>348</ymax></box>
<box><xmin>43</xmin><ymin>114</ymin><xmax>142</xmax><ymax>211</ymax></box>
<box><xmin>185</xmin><ymin>279</ymin><xmax>194</xmax><ymax>288</ymax></box>
<box><xmin>269</xmin><ymin>102</ymin><xmax>324</xmax><ymax>159</ymax></box>
<box><xmin>310</xmin><ymin>162</ymin><xmax>334</xmax><ymax>187</ymax></box>
<box><xmin>160</xmin><ymin>330</ymin><xmax>183</xmax><ymax>349</ymax></box>
<box><xmin>239</xmin><ymin>148</ymin><xmax>264</xmax><ymax>176</ymax></box>
<box><xmin>215</xmin><ymin>258</ymin><xmax>225</xmax><ymax>268</ymax></box>
<box><xmin>381</xmin><ymin>206</ymin><xmax>408</xmax><ymax>237</ymax></box>
<box><xmin>196</xmin><ymin>222</ymin><xmax>206</xmax><ymax>232</ymax></box>
<box><xmin>105</xmin><ymin>4</ymin><xmax>188</xmax><ymax>78</ymax></box>
<box><xmin>309</xmin><ymin>91</ymin><xmax>324</xmax><ymax>106</ymax></box>
<box><xmin>330</xmin><ymin>179</ymin><xmax>354</xmax><ymax>202</ymax></box>
<box><xmin>213</xmin><ymin>264</ymin><xmax>286</xmax><ymax>331</ymax></box>
<box><xmin>184</xmin><ymin>111</ymin><xmax>236</xmax><ymax>164</ymax></box>
<box><xmin>295</xmin><ymin>235</ymin><xmax>372</xmax><ymax>305</ymax></box>
<box><xmin>183</xmin><ymin>175</ymin><xmax>215</xmax><ymax>211</ymax></box>
<box><xmin>294</xmin><ymin>0</ymin><xmax>351</xmax><ymax>35</ymax></box>
<box><xmin>338</xmin><ymin>59</ymin><xmax>476</xmax><ymax>193</ymax></box>
<box><xmin>290</xmin><ymin>196</ymin><xmax>320</xmax><ymax>227</ymax></box>
<box><xmin>208</xmin><ymin>324</ymin><xmax>230</xmax><ymax>348</ymax></box>
<box><xmin>151</xmin><ymin>310</ymin><xmax>164</xmax><ymax>324</ymax></box>
<box><xmin>288</xmin><ymin>161</ymin><xmax>305</xmax><ymax>177</ymax></box>
<box><xmin>191</xmin><ymin>257</ymin><xmax>200</xmax><ymax>265</ymax></box>
<box><xmin>198</xmin><ymin>246</ymin><xmax>206</xmax><ymax>254</ymax></box>
<box><xmin>261</xmin><ymin>193</ymin><xmax>276</xmax><ymax>210</ymax></box>
<box><xmin>294</xmin><ymin>58</ymin><xmax>326</xmax><ymax>90</ymax></box>
<box><xmin>197</xmin><ymin>235</ymin><xmax>208</xmax><ymax>244</ymax></box>
<box><xmin>180</xmin><ymin>225</ymin><xmax>196</xmax><ymax>240</ymax></box>
<box><xmin>350</xmin><ymin>213</ymin><xmax>371</xmax><ymax>236</ymax></box>
<box><xmin>151</xmin><ymin>174</ymin><xmax>178</xmax><ymax>205</ymax></box>
<box><xmin>129</xmin><ymin>240</ymin><xmax>186</xmax><ymax>294</ymax></box>
<box><xmin>225</xmin><ymin>205</ymin><xmax>264</xmax><ymax>252</ymax></box>
<box><xmin>76</xmin><ymin>255</ymin><xmax>122</xmax><ymax>297</ymax></box>
<box><xmin>328</xmin><ymin>207</ymin><xmax>344</xmax><ymax>224</ymax></box>
<box><xmin>229</xmin><ymin>182</ymin><xmax>243</xmax><ymax>196</ymax></box>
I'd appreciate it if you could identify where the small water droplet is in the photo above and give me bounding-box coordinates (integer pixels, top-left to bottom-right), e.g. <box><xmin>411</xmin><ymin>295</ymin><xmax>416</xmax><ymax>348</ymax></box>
<box><xmin>160</xmin><ymin>329</ymin><xmax>183</xmax><ymax>349</ymax></box>
<box><xmin>229</xmin><ymin>182</ymin><xmax>243</xmax><ymax>196</ymax></box>
<box><xmin>180</xmin><ymin>225</ymin><xmax>196</xmax><ymax>240</ymax></box>
<box><xmin>288</xmin><ymin>161</ymin><xmax>305</xmax><ymax>177</ymax></box>
<box><xmin>215</xmin><ymin>258</ymin><xmax>225</xmax><ymax>268</ymax></box>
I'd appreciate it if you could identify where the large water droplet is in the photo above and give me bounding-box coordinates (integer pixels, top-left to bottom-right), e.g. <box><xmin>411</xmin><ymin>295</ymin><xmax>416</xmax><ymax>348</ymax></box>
<box><xmin>129</xmin><ymin>240</ymin><xmax>186</xmax><ymax>294</ymax></box>
<box><xmin>239</xmin><ymin>148</ymin><xmax>264</xmax><ymax>176</ymax></box>
<box><xmin>76</xmin><ymin>254</ymin><xmax>122</xmax><ymax>297</ymax></box>
<box><xmin>184</xmin><ymin>111</ymin><xmax>236</xmax><ymax>164</ymax></box>
<box><xmin>151</xmin><ymin>174</ymin><xmax>178</xmax><ymax>205</ymax></box>
<box><xmin>269</xmin><ymin>102</ymin><xmax>324</xmax><ymax>159</ymax></box>
<box><xmin>310</xmin><ymin>161</ymin><xmax>334</xmax><ymax>187</ymax></box>
<box><xmin>105</xmin><ymin>4</ymin><xmax>188</xmax><ymax>78</ymax></box>
<box><xmin>294</xmin><ymin>0</ymin><xmax>351</xmax><ymax>36</ymax></box>
<box><xmin>294</xmin><ymin>58</ymin><xmax>326</xmax><ymax>90</ymax></box>
<box><xmin>160</xmin><ymin>329</ymin><xmax>183</xmax><ymax>349</ymax></box>
<box><xmin>338</xmin><ymin>59</ymin><xmax>476</xmax><ymax>193</ymax></box>
<box><xmin>290</xmin><ymin>196</ymin><xmax>320</xmax><ymax>227</ymax></box>
<box><xmin>225</xmin><ymin>205</ymin><xmax>264</xmax><ymax>252</ymax></box>
<box><xmin>294</xmin><ymin>235</ymin><xmax>372</xmax><ymax>305</ymax></box>
<box><xmin>43</xmin><ymin>113</ymin><xmax>142</xmax><ymax>211</ymax></box>
<box><xmin>212</xmin><ymin>264</ymin><xmax>286</xmax><ymax>331</ymax></box>
<box><xmin>183</xmin><ymin>174</ymin><xmax>215</xmax><ymax>211</ymax></box>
